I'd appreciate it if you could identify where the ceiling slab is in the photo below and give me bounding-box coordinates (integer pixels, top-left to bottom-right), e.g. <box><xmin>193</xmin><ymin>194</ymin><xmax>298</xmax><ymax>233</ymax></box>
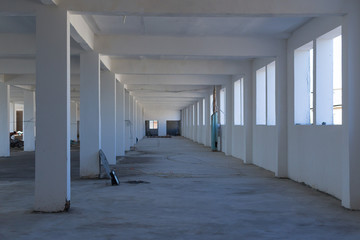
<box><xmin>58</xmin><ymin>0</ymin><xmax>347</xmax><ymax>16</ymax></box>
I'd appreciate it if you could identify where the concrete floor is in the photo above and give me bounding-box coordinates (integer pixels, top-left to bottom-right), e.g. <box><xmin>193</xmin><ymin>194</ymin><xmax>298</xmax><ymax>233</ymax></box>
<box><xmin>1</xmin><ymin>137</ymin><xmax>360</xmax><ymax>240</ymax></box>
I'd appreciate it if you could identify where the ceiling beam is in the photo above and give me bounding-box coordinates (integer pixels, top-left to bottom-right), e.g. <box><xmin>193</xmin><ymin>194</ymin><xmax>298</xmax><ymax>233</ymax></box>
<box><xmin>40</xmin><ymin>0</ymin><xmax>59</xmax><ymax>5</ymax></box>
<box><xmin>0</xmin><ymin>57</ymin><xmax>80</xmax><ymax>74</ymax></box>
<box><xmin>0</xmin><ymin>34</ymin><xmax>84</xmax><ymax>58</ymax></box>
<box><xmin>69</xmin><ymin>14</ymin><xmax>95</xmax><ymax>50</ymax></box>
<box><xmin>129</xmin><ymin>91</ymin><xmax>207</xmax><ymax>98</ymax></box>
<box><xmin>96</xmin><ymin>35</ymin><xmax>285</xmax><ymax>58</ymax></box>
<box><xmin>120</xmin><ymin>74</ymin><xmax>230</xmax><ymax>85</ymax></box>
<box><xmin>125</xmin><ymin>84</ymin><xmax>211</xmax><ymax>92</ymax></box>
<box><xmin>58</xmin><ymin>0</ymin><xmax>347</xmax><ymax>16</ymax></box>
<box><xmin>112</xmin><ymin>59</ymin><xmax>250</xmax><ymax>75</ymax></box>
<box><xmin>4</xmin><ymin>74</ymin><xmax>80</xmax><ymax>85</ymax></box>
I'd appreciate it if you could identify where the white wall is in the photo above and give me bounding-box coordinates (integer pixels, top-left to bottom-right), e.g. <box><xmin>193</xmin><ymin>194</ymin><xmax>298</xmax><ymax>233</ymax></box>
<box><xmin>144</xmin><ymin>108</ymin><xmax>180</xmax><ymax>136</ymax></box>
<box><xmin>231</xmin><ymin>73</ymin><xmax>249</xmax><ymax>160</ymax></box>
<box><xmin>178</xmin><ymin>15</ymin><xmax>352</xmax><ymax>205</ymax></box>
<box><xmin>287</xmin><ymin>16</ymin><xmax>344</xmax><ymax>199</ymax></box>
<box><xmin>252</xmin><ymin>58</ymin><xmax>278</xmax><ymax>172</ymax></box>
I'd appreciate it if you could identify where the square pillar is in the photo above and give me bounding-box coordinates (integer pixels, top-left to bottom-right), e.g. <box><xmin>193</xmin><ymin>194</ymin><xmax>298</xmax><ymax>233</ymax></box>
<box><xmin>70</xmin><ymin>101</ymin><xmax>77</xmax><ymax>141</ymax></box>
<box><xmin>194</xmin><ymin>103</ymin><xmax>198</xmax><ymax>142</ymax></box>
<box><xmin>23</xmin><ymin>90</ymin><xmax>35</xmax><ymax>151</ymax></box>
<box><xmin>129</xmin><ymin>95</ymin><xmax>134</xmax><ymax>146</ymax></box>
<box><xmin>132</xmin><ymin>96</ymin><xmax>136</xmax><ymax>144</ymax></box>
<box><xmin>116</xmin><ymin>80</ymin><xmax>125</xmax><ymax>156</ymax></box>
<box><xmin>275</xmin><ymin>47</ymin><xmax>288</xmax><ymax>178</ymax></box>
<box><xmin>101</xmin><ymin>71</ymin><xmax>116</xmax><ymax>164</ymax></box>
<box><xmin>134</xmin><ymin>99</ymin><xmax>138</xmax><ymax>143</ymax></box>
<box><xmin>0</xmin><ymin>82</ymin><xmax>10</xmax><ymax>157</ymax></box>
<box><xmin>225</xmin><ymin>79</ymin><xmax>233</xmax><ymax>155</ymax></box>
<box><xmin>9</xmin><ymin>101</ymin><xmax>14</xmax><ymax>132</ymax></box>
<box><xmin>342</xmin><ymin>3</ymin><xmax>360</xmax><ymax>209</ymax></box>
<box><xmin>80</xmin><ymin>52</ymin><xmax>101</xmax><ymax>178</ymax></box>
<box><xmin>125</xmin><ymin>90</ymin><xmax>130</xmax><ymax>151</ymax></box>
<box><xmin>34</xmin><ymin>8</ymin><xmax>70</xmax><ymax>212</ymax></box>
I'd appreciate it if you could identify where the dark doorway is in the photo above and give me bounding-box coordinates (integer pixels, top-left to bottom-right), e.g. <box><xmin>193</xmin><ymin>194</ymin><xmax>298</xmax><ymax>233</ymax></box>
<box><xmin>16</xmin><ymin>111</ymin><xmax>23</xmax><ymax>132</ymax></box>
<box><xmin>145</xmin><ymin>120</ymin><xmax>159</xmax><ymax>136</ymax></box>
<box><xmin>166</xmin><ymin>121</ymin><xmax>181</xmax><ymax>136</ymax></box>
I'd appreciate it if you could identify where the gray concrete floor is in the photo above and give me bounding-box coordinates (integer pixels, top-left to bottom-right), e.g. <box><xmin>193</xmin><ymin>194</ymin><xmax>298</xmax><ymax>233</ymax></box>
<box><xmin>1</xmin><ymin>137</ymin><xmax>360</xmax><ymax>240</ymax></box>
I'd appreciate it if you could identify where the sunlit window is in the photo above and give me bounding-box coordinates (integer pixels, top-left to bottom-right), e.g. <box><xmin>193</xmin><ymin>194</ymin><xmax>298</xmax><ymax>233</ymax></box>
<box><xmin>149</xmin><ymin>120</ymin><xmax>158</xmax><ymax>129</ymax></box>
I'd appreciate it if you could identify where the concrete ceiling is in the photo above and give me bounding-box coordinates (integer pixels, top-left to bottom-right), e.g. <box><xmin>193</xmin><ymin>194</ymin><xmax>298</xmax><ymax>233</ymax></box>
<box><xmin>1</xmin><ymin>1</ymin><xmax>318</xmax><ymax>110</ymax></box>
<box><xmin>87</xmin><ymin>15</ymin><xmax>310</xmax><ymax>39</ymax></box>
<box><xmin>86</xmin><ymin>14</ymin><xmax>310</xmax><ymax>110</ymax></box>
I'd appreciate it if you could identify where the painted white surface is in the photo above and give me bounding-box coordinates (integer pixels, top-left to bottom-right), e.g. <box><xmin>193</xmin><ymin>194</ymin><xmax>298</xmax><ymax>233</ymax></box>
<box><xmin>288</xmin><ymin>126</ymin><xmax>342</xmax><ymax>198</ymax></box>
<box><xmin>252</xmin><ymin>126</ymin><xmax>277</xmax><ymax>173</ymax></box>
<box><xmin>100</xmin><ymin>71</ymin><xmax>116</xmax><ymax>164</ymax></box>
<box><xmin>23</xmin><ymin>90</ymin><xmax>35</xmax><ymax>151</ymax></box>
<box><xmin>287</xmin><ymin>16</ymin><xmax>344</xmax><ymax>200</ymax></box>
<box><xmin>124</xmin><ymin>90</ymin><xmax>130</xmax><ymax>151</ymax></box>
<box><xmin>0</xmin><ymin>83</ymin><xmax>9</xmax><ymax>157</ymax></box>
<box><xmin>198</xmin><ymin>100</ymin><xmax>203</xmax><ymax>144</ymax></box>
<box><xmin>341</xmin><ymin>3</ymin><xmax>360</xmax><ymax>209</ymax></box>
<box><xmin>225</xmin><ymin>79</ymin><xmax>233</xmax><ymax>156</ymax></box>
<box><xmin>9</xmin><ymin>102</ymin><xmax>13</xmax><ymax>132</ymax></box>
<box><xmin>144</xmin><ymin>108</ymin><xmax>180</xmax><ymax>136</ymax></box>
<box><xmin>34</xmin><ymin>9</ymin><xmax>70</xmax><ymax>212</ymax></box>
<box><xmin>252</xmin><ymin>59</ymin><xmax>278</xmax><ymax>172</ymax></box>
<box><xmin>232</xmin><ymin>126</ymin><xmax>246</xmax><ymax>160</ymax></box>
<box><xmin>70</xmin><ymin>101</ymin><xmax>77</xmax><ymax>141</ymax></box>
<box><xmin>113</xmin><ymin>59</ymin><xmax>251</xmax><ymax>75</ymax></box>
<box><xmin>2</xmin><ymin>0</ymin><xmax>360</xmax><ymax>211</ymax></box>
<box><xmin>80</xmin><ymin>52</ymin><xmax>101</xmax><ymax>178</ymax></box>
<box><xmin>129</xmin><ymin>95</ymin><xmax>134</xmax><ymax>146</ymax></box>
<box><xmin>116</xmin><ymin>80</ymin><xmax>125</xmax><ymax>156</ymax></box>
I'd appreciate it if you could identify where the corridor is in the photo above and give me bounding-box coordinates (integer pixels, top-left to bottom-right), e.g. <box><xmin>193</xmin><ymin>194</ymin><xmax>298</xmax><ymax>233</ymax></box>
<box><xmin>1</xmin><ymin>137</ymin><xmax>360</xmax><ymax>239</ymax></box>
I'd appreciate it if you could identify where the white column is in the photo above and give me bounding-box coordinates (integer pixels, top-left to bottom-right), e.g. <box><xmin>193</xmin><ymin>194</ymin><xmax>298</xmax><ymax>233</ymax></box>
<box><xmin>116</xmin><ymin>80</ymin><xmax>125</xmax><ymax>156</ymax></box>
<box><xmin>194</xmin><ymin>103</ymin><xmax>198</xmax><ymax>142</ymax></box>
<box><xmin>134</xmin><ymin>100</ymin><xmax>138</xmax><ymax>142</ymax></box>
<box><xmin>101</xmin><ymin>71</ymin><xmax>116</xmax><ymax>165</ymax></box>
<box><xmin>206</xmin><ymin>94</ymin><xmax>211</xmax><ymax>147</ymax></box>
<box><xmin>138</xmin><ymin>103</ymin><xmax>141</xmax><ymax>139</ymax></box>
<box><xmin>342</xmin><ymin>2</ymin><xmax>360</xmax><ymax>209</ymax></box>
<box><xmin>188</xmin><ymin>106</ymin><xmax>192</xmax><ymax>139</ymax></box>
<box><xmin>34</xmin><ymin>8</ymin><xmax>70</xmax><ymax>212</ymax></box>
<box><xmin>199</xmin><ymin>100</ymin><xmax>204</xmax><ymax>144</ymax></box>
<box><xmin>132</xmin><ymin>97</ymin><xmax>136</xmax><ymax>143</ymax></box>
<box><xmin>9</xmin><ymin>102</ymin><xmax>14</xmax><ymax>132</ymax></box>
<box><xmin>80</xmin><ymin>52</ymin><xmax>100</xmax><ymax>178</ymax></box>
<box><xmin>136</xmin><ymin>102</ymin><xmax>140</xmax><ymax>141</ymax></box>
<box><xmin>226</xmin><ymin>79</ymin><xmax>233</xmax><ymax>155</ymax></box>
<box><xmin>23</xmin><ymin>90</ymin><xmax>35</xmax><ymax>151</ymax></box>
<box><xmin>76</xmin><ymin>102</ymin><xmax>80</xmax><ymax>141</ymax></box>
<box><xmin>0</xmin><ymin>82</ymin><xmax>9</xmax><ymax>157</ymax></box>
<box><xmin>70</xmin><ymin>101</ymin><xmax>77</xmax><ymax>141</ymax></box>
<box><xmin>187</xmin><ymin>107</ymin><xmax>191</xmax><ymax>139</ymax></box>
<box><xmin>125</xmin><ymin>90</ymin><xmax>130</xmax><ymax>151</ymax></box>
<box><xmin>12</xmin><ymin>102</ymin><xmax>16</xmax><ymax>132</ymax></box>
<box><xmin>141</xmin><ymin>106</ymin><xmax>145</xmax><ymax>138</ymax></box>
<box><xmin>275</xmin><ymin>47</ymin><xmax>288</xmax><ymax>177</ymax></box>
<box><xmin>245</xmin><ymin>66</ymin><xmax>253</xmax><ymax>164</ymax></box>
<box><xmin>129</xmin><ymin>95</ymin><xmax>134</xmax><ymax>145</ymax></box>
